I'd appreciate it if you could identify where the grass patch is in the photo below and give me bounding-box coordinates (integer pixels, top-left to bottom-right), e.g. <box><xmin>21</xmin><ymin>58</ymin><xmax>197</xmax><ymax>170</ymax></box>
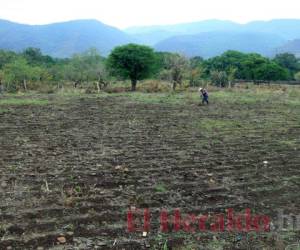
<box><xmin>104</xmin><ymin>85</ymin><xmax>300</xmax><ymax>108</ymax></box>
<box><xmin>154</xmin><ymin>184</ymin><xmax>167</xmax><ymax>193</ymax></box>
<box><xmin>33</xmin><ymin>84</ymin><xmax>300</xmax><ymax>110</ymax></box>
<box><xmin>0</xmin><ymin>98</ymin><xmax>49</xmax><ymax>106</ymax></box>
<box><xmin>213</xmin><ymin>86</ymin><xmax>300</xmax><ymax>106</ymax></box>
<box><xmin>56</xmin><ymin>87</ymin><xmax>87</xmax><ymax>96</ymax></box>
<box><xmin>279</xmin><ymin>140</ymin><xmax>298</xmax><ymax>148</ymax></box>
<box><xmin>285</xmin><ymin>98</ymin><xmax>300</xmax><ymax>107</ymax></box>
<box><xmin>197</xmin><ymin>118</ymin><xmax>244</xmax><ymax>132</ymax></box>
<box><xmin>213</xmin><ymin>90</ymin><xmax>275</xmax><ymax>105</ymax></box>
<box><xmin>112</xmin><ymin>92</ymin><xmax>199</xmax><ymax>105</ymax></box>
<box><xmin>0</xmin><ymin>108</ymin><xmax>7</xmax><ymax>114</ymax></box>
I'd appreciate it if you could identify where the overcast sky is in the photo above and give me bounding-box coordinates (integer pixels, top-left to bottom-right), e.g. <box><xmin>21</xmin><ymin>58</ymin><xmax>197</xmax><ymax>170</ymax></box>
<box><xmin>0</xmin><ymin>0</ymin><xmax>299</xmax><ymax>28</ymax></box>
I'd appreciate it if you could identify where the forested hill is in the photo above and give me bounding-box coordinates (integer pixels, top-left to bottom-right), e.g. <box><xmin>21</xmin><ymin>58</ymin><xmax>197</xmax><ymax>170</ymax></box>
<box><xmin>0</xmin><ymin>19</ymin><xmax>134</xmax><ymax>58</ymax></box>
<box><xmin>154</xmin><ymin>31</ymin><xmax>286</xmax><ymax>58</ymax></box>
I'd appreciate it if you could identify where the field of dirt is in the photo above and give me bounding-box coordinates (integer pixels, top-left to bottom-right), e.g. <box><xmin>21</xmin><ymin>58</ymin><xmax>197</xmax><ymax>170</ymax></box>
<box><xmin>0</xmin><ymin>91</ymin><xmax>299</xmax><ymax>249</ymax></box>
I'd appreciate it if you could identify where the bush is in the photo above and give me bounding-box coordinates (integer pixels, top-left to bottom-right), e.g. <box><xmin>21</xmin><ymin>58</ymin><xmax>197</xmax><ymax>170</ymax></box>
<box><xmin>36</xmin><ymin>84</ymin><xmax>56</xmax><ymax>94</ymax></box>
<box><xmin>210</xmin><ymin>70</ymin><xmax>228</xmax><ymax>87</ymax></box>
<box><xmin>104</xmin><ymin>86</ymin><xmax>128</xmax><ymax>93</ymax></box>
<box><xmin>137</xmin><ymin>80</ymin><xmax>171</xmax><ymax>93</ymax></box>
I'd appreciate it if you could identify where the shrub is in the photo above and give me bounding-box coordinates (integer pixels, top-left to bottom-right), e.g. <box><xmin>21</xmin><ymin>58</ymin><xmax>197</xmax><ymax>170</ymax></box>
<box><xmin>210</xmin><ymin>70</ymin><xmax>229</xmax><ymax>87</ymax></box>
<box><xmin>137</xmin><ymin>80</ymin><xmax>171</xmax><ymax>93</ymax></box>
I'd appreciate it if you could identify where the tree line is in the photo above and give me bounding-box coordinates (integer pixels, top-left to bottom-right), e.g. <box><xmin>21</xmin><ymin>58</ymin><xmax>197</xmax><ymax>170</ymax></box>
<box><xmin>0</xmin><ymin>45</ymin><xmax>300</xmax><ymax>93</ymax></box>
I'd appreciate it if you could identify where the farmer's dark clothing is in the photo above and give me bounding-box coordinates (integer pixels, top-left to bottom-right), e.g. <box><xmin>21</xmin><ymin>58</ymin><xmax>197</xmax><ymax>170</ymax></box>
<box><xmin>201</xmin><ymin>90</ymin><xmax>209</xmax><ymax>104</ymax></box>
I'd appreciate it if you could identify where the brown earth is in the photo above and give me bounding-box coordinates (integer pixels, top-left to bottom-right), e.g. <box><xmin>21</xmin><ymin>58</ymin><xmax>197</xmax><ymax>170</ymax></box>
<box><xmin>0</xmin><ymin>94</ymin><xmax>299</xmax><ymax>249</ymax></box>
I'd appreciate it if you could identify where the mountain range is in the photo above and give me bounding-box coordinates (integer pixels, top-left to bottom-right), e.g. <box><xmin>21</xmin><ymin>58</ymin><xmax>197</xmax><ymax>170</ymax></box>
<box><xmin>274</xmin><ymin>39</ymin><xmax>300</xmax><ymax>57</ymax></box>
<box><xmin>0</xmin><ymin>18</ymin><xmax>300</xmax><ymax>58</ymax></box>
<box><xmin>0</xmin><ymin>19</ymin><xmax>133</xmax><ymax>58</ymax></box>
<box><xmin>155</xmin><ymin>31</ymin><xmax>286</xmax><ymax>58</ymax></box>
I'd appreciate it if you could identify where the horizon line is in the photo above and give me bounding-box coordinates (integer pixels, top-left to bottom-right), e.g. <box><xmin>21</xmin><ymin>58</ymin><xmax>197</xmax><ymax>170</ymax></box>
<box><xmin>0</xmin><ymin>17</ymin><xmax>300</xmax><ymax>30</ymax></box>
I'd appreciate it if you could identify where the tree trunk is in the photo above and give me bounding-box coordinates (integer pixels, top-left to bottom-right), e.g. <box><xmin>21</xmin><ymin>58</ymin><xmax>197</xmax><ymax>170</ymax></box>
<box><xmin>131</xmin><ymin>79</ymin><xmax>137</xmax><ymax>91</ymax></box>
<box><xmin>74</xmin><ymin>81</ymin><xmax>80</xmax><ymax>88</ymax></box>
<box><xmin>96</xmin><ymin>82</ymin><xmax>100</xmax><ymax>93</ymax></box>
<box><xmin>173</xmin><ymin>81</ymin><xmax>177</xmax><ymax>91</ymax></box>
<box><xmin>23</xmin><ymin>79</ymin><xmax>27</xmax><ymax>91</ymax></box>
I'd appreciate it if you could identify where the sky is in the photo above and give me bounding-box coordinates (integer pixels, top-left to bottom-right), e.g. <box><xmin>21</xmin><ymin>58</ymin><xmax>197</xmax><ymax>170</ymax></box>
<box><xmin>0</xmin><ymin>0</ymin><xmax>299</xmax><ymax>29</ymax></box>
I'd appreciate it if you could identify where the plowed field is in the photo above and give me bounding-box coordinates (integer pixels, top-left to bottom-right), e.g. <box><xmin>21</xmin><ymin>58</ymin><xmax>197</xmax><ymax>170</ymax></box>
<box><xmin>0</xmin><ymin>89</ymin><xmax>300</xmax><ymax>249</ymax></box>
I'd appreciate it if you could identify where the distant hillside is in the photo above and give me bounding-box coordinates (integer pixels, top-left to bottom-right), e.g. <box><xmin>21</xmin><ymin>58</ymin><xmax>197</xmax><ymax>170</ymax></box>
<box><xmin>125</xmin><ymin>20</ymin><xmax>240</xmax><ymax>45</ymax></box>
<box><xmin>125</xmin><ymin>19</ymin><xmax>300</xmax><ymax>47</ymax></box>
<box><xmin>0</xmin><ymin>19</ymin><xmax>135</xmax><ymax>57</ymax></box>
<box><xmin>243</xmin><ymin>19</ymin><xmax>300</xmax><ymax>40</ymax></box>
<box><xmin>274</xmin><ymin>39</ymin><xmax>300</xmax><ymax>58</ymax></box>
<box><xmin>125</xmin><ymin>19</ymin><xmax>239</xmax><ymax>35</ymax></box>
<box><xmin>130</xmin><ymin>30</ymin><xmax>179</xmax><ymax>46</ymax></box>
<box><xmin>155</xmin><ymin>31</ymin><xmax>286</xmax><ymax>58</ymax></box>
<box><xmin>1</xmin><ymin>18</ymin><xmax>300</xmax><ymax>58</ymax></box>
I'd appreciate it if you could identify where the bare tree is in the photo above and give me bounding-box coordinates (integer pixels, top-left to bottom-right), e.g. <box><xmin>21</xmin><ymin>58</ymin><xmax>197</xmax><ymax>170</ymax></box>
<box><xmin>164</xmin><ymin>54</ymin><xmax>189</xmax><ymax>90</ymax></box>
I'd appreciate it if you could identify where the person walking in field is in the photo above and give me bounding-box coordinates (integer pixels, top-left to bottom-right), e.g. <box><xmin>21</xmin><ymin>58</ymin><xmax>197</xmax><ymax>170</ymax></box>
<box><xmin>199</xmin><ymin>88</ymin><xmax>209</xmax><ymax>105</ymax></box>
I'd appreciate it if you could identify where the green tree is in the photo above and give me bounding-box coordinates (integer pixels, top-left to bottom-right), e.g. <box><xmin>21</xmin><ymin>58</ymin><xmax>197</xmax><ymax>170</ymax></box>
<box><xmin>3</xmin><ymin>58</ymin><xmax>34</xmax><ymax>91</ymax></box>
<box><xmin>83</xmin><ymin>48</ymin><xmax>109</xmax><ymax>91</ymax></box>
<box><xmin>66</xmin><ymin>54</ymin><xmax>88</xmax><ymax>87</ymax></box>
<box><xmin>228</xmin><ymin>67</ymin><xmax>237</xmax><ymax>88</ymax></box>
<box><xmin>162</xmin><ymin>54</ymin><xmax>189</xmax><ymax>90</ymax></box>
<box><xmin>190</xmin><ymin>56</ymin><xmax>204</xmax><ymax>69</ymax></box>
<box><xmin>0</xmin><ymin>50</ymin><xmax>17</xmax><ymax>69</ymax></box>
<box><xmin>31</xmin><ymin>66</ymin><xmax>52</xmax><ymax>83</ymax></box>
<box><xmin>22</xmin><ymin>47</ymin><xmax>55</xmax><ymax>66</ymax></box>
<box><xmin>241</xmin><ymin>53</ymin><xmax>270</xmax><ymax>82</ymax></box>
<box><xmin>189</xmin><ymin>67</ymin><xmax>202</xmax><ymax>87</ymax></box>
<box><xmin>62</xmin><ymin>48</ymin><xmax>106</xmax><ymax>88</ymax></box>
<box><xmin>107</xmin><ymin>44</ymin><xmax>157</xmax><ymax>91</ymax></box>
<box><xmin>0</xmin><ymin>70</ymin><xmax>4</xmax><ymax>93</ymax></box>
<box><xmin>253</xmin><ymin>62</ymin><xmax>289</xmax><ymax>82</ymax></box>
<box><xmin>204</xmin><ymin>51</ymin><xmax>290</xmax><ymax>82</ymax></box>
<box><xmin>274</xmin><ymin>53</ymin><xmax>299</xmax><ymax>77</ymax></box>
<box><xmin>155</xmin><ymin>52</ymin><xmax>174</xmax><ymax>71</ymax></box>
<box><xmin>188</xmin><ymin>56</ymin><xmax>205</xmax><ymax>87</ymax></box>
<box><xmin>295</xmin><ymin>72</ymin><xmax>300</xmax><ymax>81</ymax></box>
<box><xmin>204</xmin><ymin>50</ymin><xmax>248</xmax><ymax>79</ymax></box>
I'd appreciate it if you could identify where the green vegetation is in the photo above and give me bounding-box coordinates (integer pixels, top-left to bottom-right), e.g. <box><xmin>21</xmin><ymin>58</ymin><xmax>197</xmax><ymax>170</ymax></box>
<box><xmin>2</xmin><ymin>57</ymin><xmax>47</xmax><ymax>92</ymax></box>
<box><xmin>203</xmin><ymin>51</ymin><xmax>296</xmax><ymax>84</ymax></box>
<box><xmin>107</xmin><ymin>44</ymin><xmax>157</xmax><ymax>91</ymax></box>
<box><xmin>156</xmin><ymin>53</ymin><xmax>189</xmax><ymax>90</ymax></box>
<box><xmin>1</xmin><ymin>19</ymin><xmax>300</xmax><ymax>250</ymax></box>
<box><xmin>106</xmin><ymin>85</ymin><xmax>300</xmax><ymax>107</ymax></box>
<box><xmin>295</xmin><ymin>71</ymin><xmax>300</xmax><ymax>81</ymax></box>
<box><xmin>154</xmin><ymin>184</ymin><xmax>167</xmax><ymax>193</ymax></box>
<box><xmin>274</xmin><ymin>53</ymin><xmax>300</xmax><ymax>77</ymax></box>
<box><xmin>0</xmin><ymin>84</ymin><xmax>299</xmax><ymax>249</ymax></box>
<box><xmin>0</xmin><ymin>46</ymin><xmax>299</xmax><ymax>94</ymax></box>
<box><xmin>0</xmin><ymin>97</ymin><xmax>49</xmax><ymax>106</ymax></box>
<box><xmin>197</xmin><ymin>118</ymin><xmax>244</xmax><ymax>131</ymax></box>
